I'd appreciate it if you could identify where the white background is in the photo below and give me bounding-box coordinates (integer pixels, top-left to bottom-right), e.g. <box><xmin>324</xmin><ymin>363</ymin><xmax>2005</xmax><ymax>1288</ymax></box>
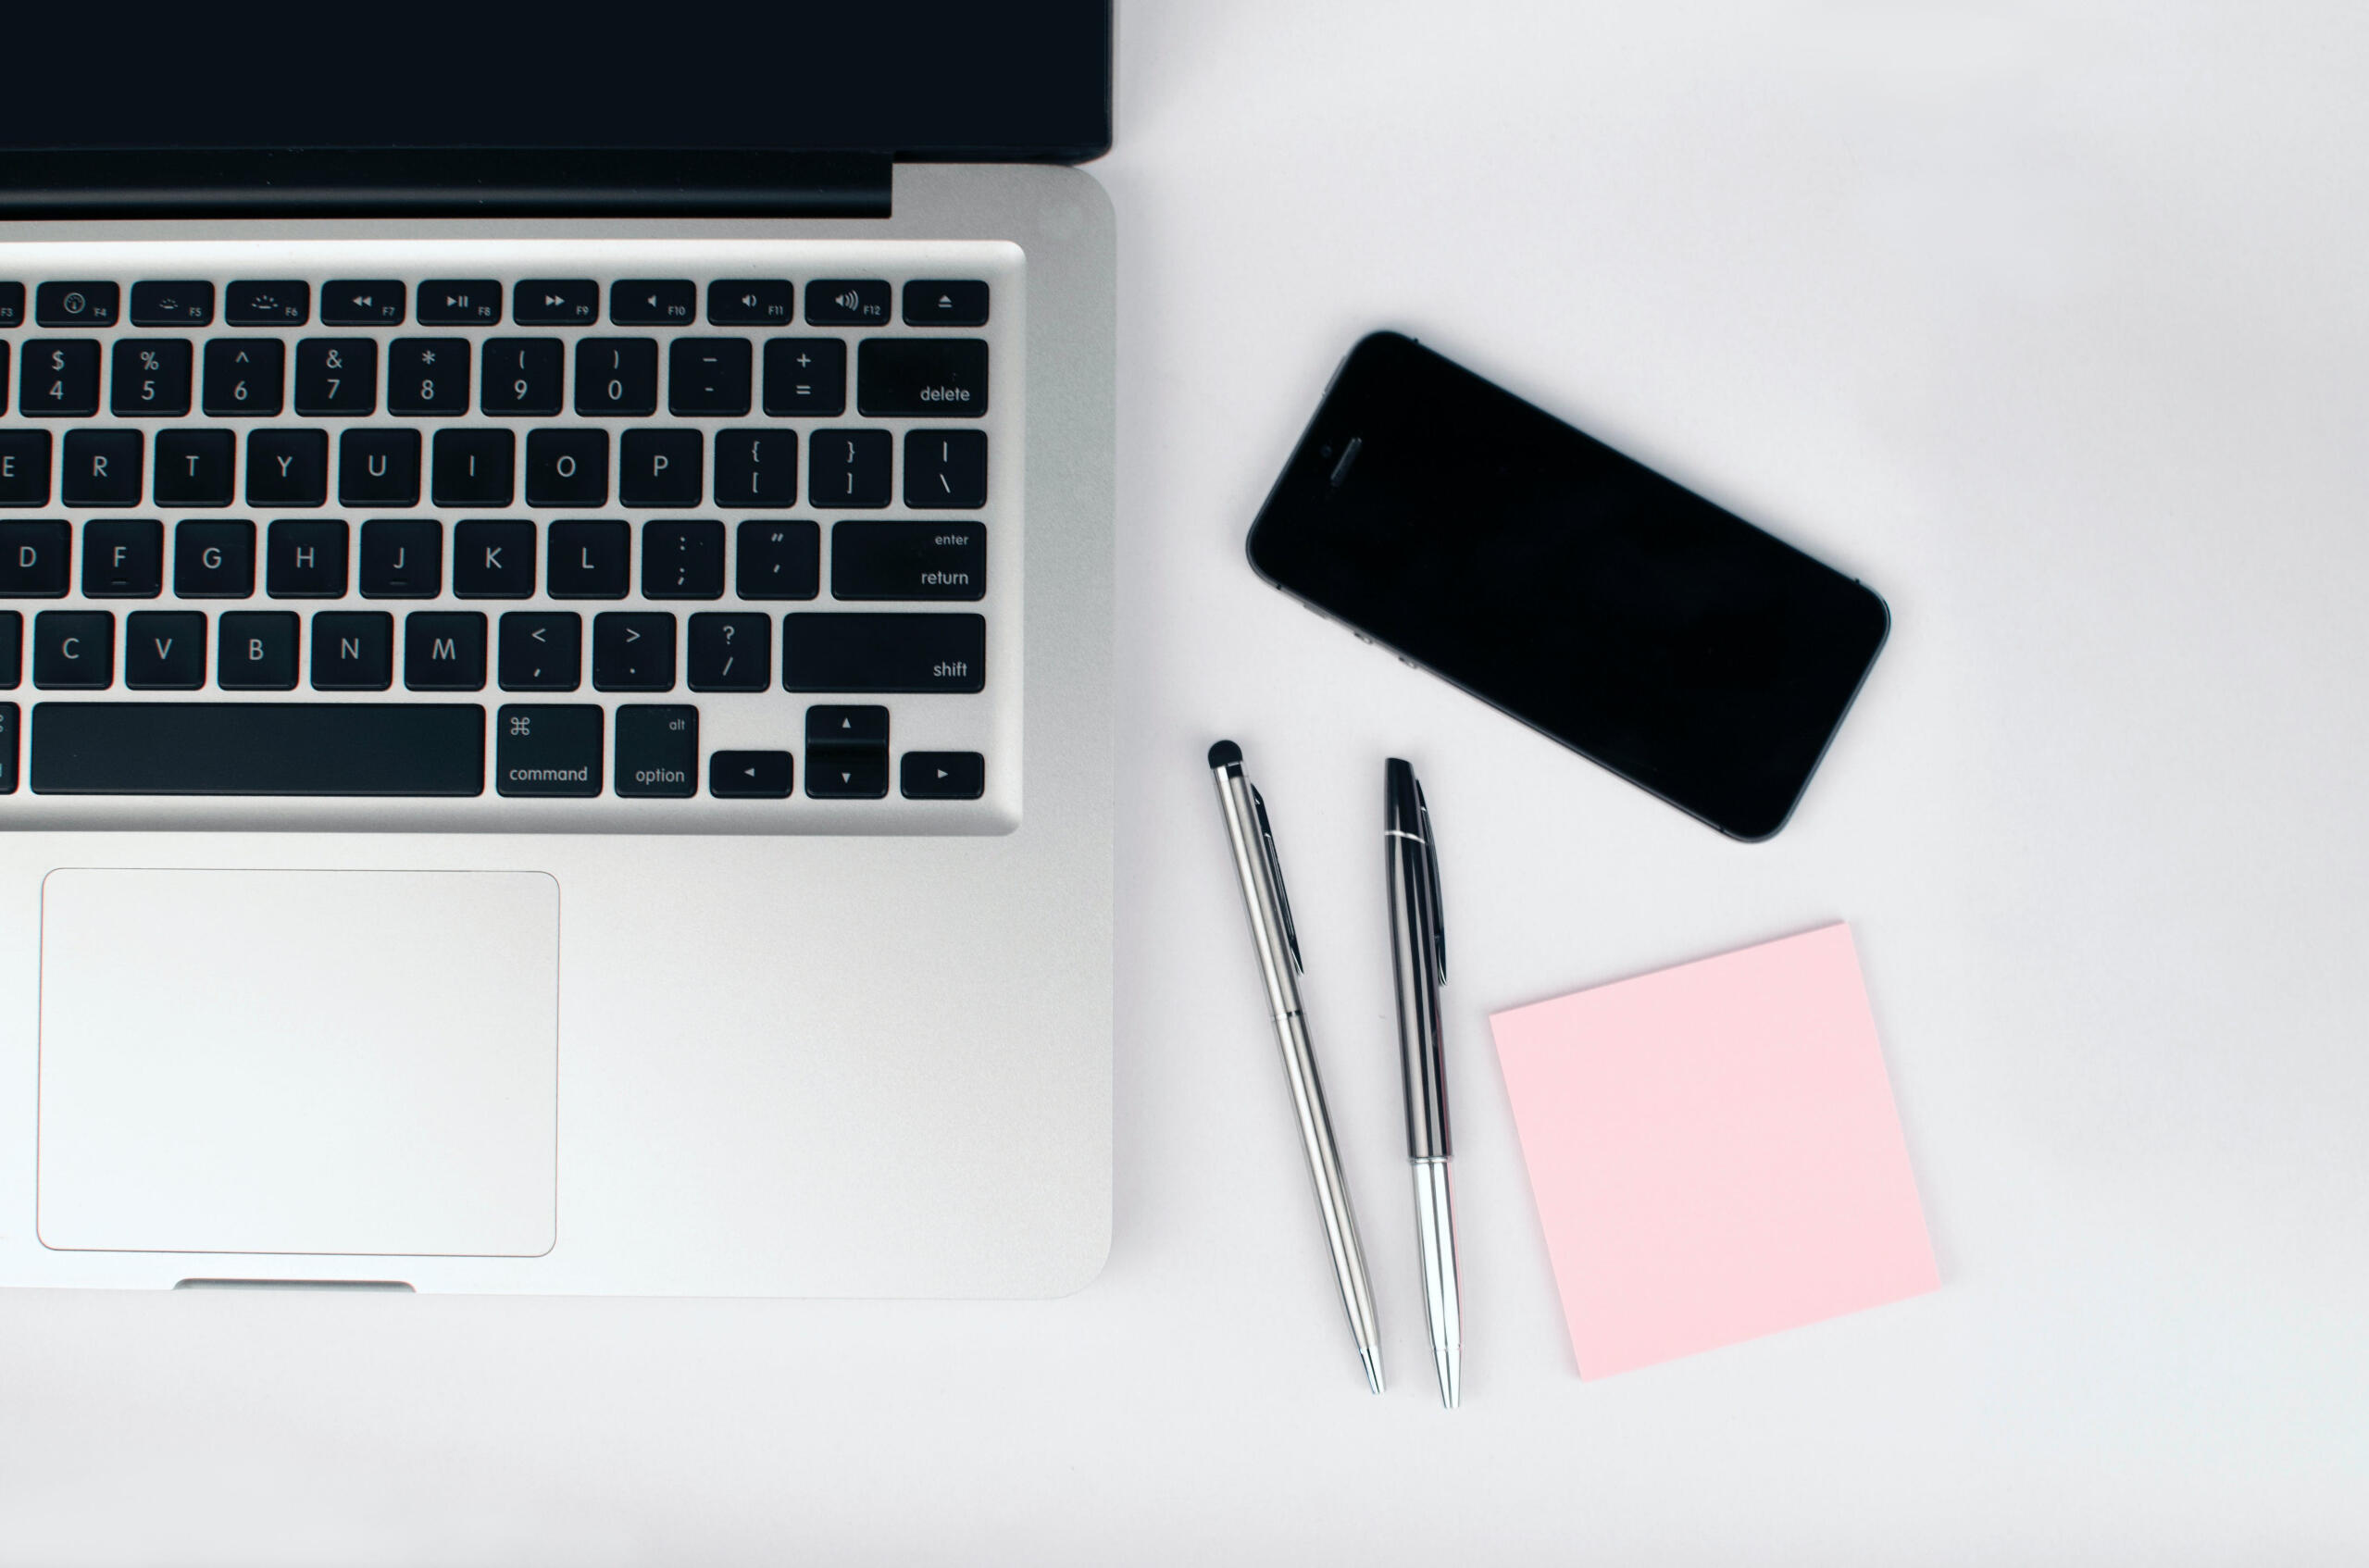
<box><xmin>7</xmin><ymin>1</ymin><xmax>2369</xmax><ymax>1560</ymax></box>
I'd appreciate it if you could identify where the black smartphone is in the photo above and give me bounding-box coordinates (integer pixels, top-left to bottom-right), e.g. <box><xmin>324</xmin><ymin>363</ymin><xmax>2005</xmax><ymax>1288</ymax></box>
<box><xmin>1246</xmin><ymin>332</ymin><xmax>1889</xmax><ymax>840</ymax></box>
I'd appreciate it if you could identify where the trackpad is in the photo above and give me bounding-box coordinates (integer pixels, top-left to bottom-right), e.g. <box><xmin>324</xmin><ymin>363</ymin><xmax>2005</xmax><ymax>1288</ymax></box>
<box><xmin>37</xmin><ymin>869</ymin><xmax>558</xmax><ymax>1257</ymax></box>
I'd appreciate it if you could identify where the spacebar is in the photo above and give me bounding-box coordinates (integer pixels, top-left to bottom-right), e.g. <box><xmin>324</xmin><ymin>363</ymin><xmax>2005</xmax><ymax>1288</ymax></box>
<box><xmin>31</xmin><ymin>704</ymin><xmax>486</xmax><ymax>796</ymax></box>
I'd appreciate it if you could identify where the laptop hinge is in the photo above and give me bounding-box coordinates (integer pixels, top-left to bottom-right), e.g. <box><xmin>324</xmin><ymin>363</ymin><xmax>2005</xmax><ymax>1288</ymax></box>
<box><xmin>0</xmin><ymin>149</ymin><xmax>893</xmax><ymax>219</ymax></box>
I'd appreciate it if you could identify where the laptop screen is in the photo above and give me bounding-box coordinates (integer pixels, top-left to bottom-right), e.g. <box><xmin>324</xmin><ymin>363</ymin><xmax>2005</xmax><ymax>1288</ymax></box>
<box><xmin>0</xmin><ymin>2</ymin><xmax>1112</xmax><ymax>163</ymax></box>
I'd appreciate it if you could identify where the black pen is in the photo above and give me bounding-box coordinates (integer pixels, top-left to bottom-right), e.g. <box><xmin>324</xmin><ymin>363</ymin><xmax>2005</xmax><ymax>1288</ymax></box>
<box><xmin>1386</xmin><ymin>758</ymin><xmax>1461</xmax><ymax>1407</ymax></box>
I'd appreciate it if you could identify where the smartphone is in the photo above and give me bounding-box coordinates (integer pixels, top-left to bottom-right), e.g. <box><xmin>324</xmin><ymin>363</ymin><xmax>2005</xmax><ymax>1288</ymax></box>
<box><xmin>1246</xmin><ymin>332</ymin><xmax>1889</xmax><ymax>840</ymax></box>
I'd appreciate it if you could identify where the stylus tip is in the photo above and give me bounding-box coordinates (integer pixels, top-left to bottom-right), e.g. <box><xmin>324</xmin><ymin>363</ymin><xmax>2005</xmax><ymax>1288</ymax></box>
<box><xmin>1207</xmin><ymin>739</ymin><xmax>1242</xmax><ymax>769</ymax></box>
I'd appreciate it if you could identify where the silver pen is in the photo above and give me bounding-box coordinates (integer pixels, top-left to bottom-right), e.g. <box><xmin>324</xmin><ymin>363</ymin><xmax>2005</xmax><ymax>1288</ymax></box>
<box><xmin>1386</xmin><ymin>758</ymin><xmax>1462</xmax><ymax>1408</ymax></box>
<box><xmin>1208</xmin><ymin>740</ymin><xmax>1386</xmax><ymax>1395</ymax></box>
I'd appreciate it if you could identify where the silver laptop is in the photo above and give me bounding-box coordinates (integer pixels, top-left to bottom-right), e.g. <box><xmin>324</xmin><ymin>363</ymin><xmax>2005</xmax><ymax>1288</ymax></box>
<box><xmin>0</xmin><ymin>9</ymin><xmax>1115</xmax><ymax>1293</ymax></box>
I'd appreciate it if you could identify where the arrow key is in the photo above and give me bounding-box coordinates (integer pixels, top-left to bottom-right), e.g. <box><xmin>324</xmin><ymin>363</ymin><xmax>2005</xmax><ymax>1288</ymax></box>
<box><xmin>805</xmin><ymin>743</ymin><xmax>889</xmax><ymax>800</ymax></box>
<box><xmin>804</xmin><ymin>704</ymin><xmax>887</xmax><ymax>746</ymax></box>
<box><xmin>901</xmin><ymin>751</ymin><xmax>984</xmax><ymax>800</ymax></box>
<box><xmin>710</xmin><ymin>749</ymin><xmax>792</xmax><ymax>799</ymax></box>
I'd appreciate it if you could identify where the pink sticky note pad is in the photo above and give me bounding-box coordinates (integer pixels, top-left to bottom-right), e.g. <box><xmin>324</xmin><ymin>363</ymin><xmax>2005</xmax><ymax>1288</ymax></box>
<box><xmin>1490</xmin><ymin>923</ymin><xmax>1937</xmax><ymax>1377</ymax></box>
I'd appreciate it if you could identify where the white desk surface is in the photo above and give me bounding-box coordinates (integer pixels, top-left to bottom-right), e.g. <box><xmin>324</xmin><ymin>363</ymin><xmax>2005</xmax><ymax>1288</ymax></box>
<box><xmin>8</xmin><ymin>3</ymin><xmax>2368</xmax><ymax>1561</ymax></box>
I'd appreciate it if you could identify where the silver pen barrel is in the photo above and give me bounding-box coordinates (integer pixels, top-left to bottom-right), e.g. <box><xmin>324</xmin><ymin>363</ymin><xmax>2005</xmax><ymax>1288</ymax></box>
<box><xmin>1209</xmin><ymin>740</ymin><xmax>1385</xmax><ymax>1395</ymax></box>
<box><xmin>1387</xmin><ymin>757</ymin><xmax>1463</xmax><ymax>1407</ymax></box>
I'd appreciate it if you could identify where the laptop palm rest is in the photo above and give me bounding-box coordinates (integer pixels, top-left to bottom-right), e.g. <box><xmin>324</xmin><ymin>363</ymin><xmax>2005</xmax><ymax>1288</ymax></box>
<box><xmin>36</xmin><ymin>868</ymin><xmax>559</xmax><ymax>1259</ymax></box>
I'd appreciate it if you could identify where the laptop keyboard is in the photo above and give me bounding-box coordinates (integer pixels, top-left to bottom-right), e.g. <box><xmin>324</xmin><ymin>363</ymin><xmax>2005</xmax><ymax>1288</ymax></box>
<box><xmin>0</xmin><ymin>241</ymin><xmax>1022</xmax><ymax>832</ymax></box>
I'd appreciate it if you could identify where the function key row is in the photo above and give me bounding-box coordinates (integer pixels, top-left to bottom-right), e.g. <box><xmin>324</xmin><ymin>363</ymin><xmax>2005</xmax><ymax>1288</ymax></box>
<box><xmin>2</xmin><ymin>335</ymin><xmax>984</xmax><ymax>421</ymax></box>
<box><xmin>0</xmin><ymin>518</ymin><xmax>983</xmax><ymax>603</ymax></box>
<box><xmin>0</xmin><ymin>427</ymin><xmax>983</xmax><ymax>510</ymax></box>
<box><xmin>0</xmin><ymin>607</ymin><xmax>983</xmax><ymax>695</ymax></box>
<box><xmin>0</xmin><ymin>280</ymin><xmax>989</xmax><ymax>331</ymax></box>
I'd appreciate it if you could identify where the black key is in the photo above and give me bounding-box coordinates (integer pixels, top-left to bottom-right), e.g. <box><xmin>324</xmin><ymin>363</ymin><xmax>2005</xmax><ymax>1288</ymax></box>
<box><xmin>266</xmin><ymin>519</ymin><xmax>349</xmax><ymax>597</ymax></box>
<box><xmin>418</xmin><ymin>280</ymin><xmax>501</xmax><ymax>326</ymax></box>
<box><xmin>293</xmin><ymin>338</ymin><xmax>379</xmax><ymax>416</ymax></box>
<box><xmin>515</xmin><ymin>280</ymin><xmax>598</xmax><ymax>326</ymax></box>
<box><xmin>904</xmin><ymin>429</ymin><xmax>987</xmax><ymax>509</ymax></box>
<box><xmin>548</xmin><ymin>520</ymin><xmax>630</xmax><ymax>598</ymax></box>
<box><xmin>31</xmin><ymin>702</ymin><xmax>485</xmax><ymax>795</ymax></box>
<box><xmin>246</xmin><ymin>429</ymin><xmax>330</xmax><ymax>506</ymax></box>
<box><xmin>0</xmin><ymin>701</ymin><xmax>12</xmax><ymax>791</ymax></box>
<box><xmin>495</xmin><ymin>704</ymin><xmax>603</xmax><ymax>796</ymax></box>
<box><xmin>359</xmin><ymin>518</ymin><xmax>442</xmax><ymax>597</ymax></box>
<box><xmin>610</xmin><ymin>280</ymin><xmax>694</xmax><ymax>326</ymax></box>
<box><xmin>338</xmin><ymin>429</ymin><xmax>420</xmax><ymax>507</ymax></box>
<box><xmin>0</xmin><ymin>612</ymin><xmax>17</xmax><ymax>687</ymax></box>
<box><xmin>498</xmin><ymin>611</ymin><xmax>581</xmax><ymax>691</ymax></box>
<box><xmin>0</xmin><ymin>520</ymin><xmax>70</xmax><ymax>595</ymax></box>
<box><xmin>156</xmin><ymin>429</ymin><xmax>235</xmax><ymax>506</ymax></box>
<box><xmin>804</xmin><ymin>280</ymin><xmax>890</xmax><ymax>327</ymax></box>
<box><xmin>642</xmin><ymin>519</ymin><xmax>724</xmax><ymax>600</ymax></box>
<box><xmin>902</xmin><ymin>280</ymin><xmax>990</xmax><ymax>328</ymax></box>
<box><xmin>405</xmin><ymin>611</ymin><xmax>487</xmax><ymax>691</ymax></box>
<box><xmin>715</xmin><ymin>429</ymin><xmax>797</xmax><ymax>508</ymax></box>
<box><xmin>388</xmin><ymin>339</ymin><xmax>469</xmax><ymax>416</ymax></box>
<box><xmin>0</xmin><ymin>431</ymin><xmax>50</xmax><ymax>505</ymax></box>
<box><xmin>807</xmin><ymin>429</ymin><xmax>891</xmax><ymax>507</ymax></box>
<box><xmin>453</xmin><ymin>520</ymin><xmax>535</xmax><ymax>597</ymax></box>
<box><xmin>830</xmin><ymin>519</ymin><xmax>985</xmax><ymax>602</ymax></box>
<box><xmin>620</xmin><ymin>429</ymin><xmax>703</xmax><ymax>507</ymax></box>
<box><xmin>81</xmin><ymin>519</ymin><xmax>162</xmax><ymax>597</ymax></box>
<box><xmin>482</xmin><ymin>338</ymin><xmax>563</xmax><ymax>417</ymax></box>
<box><xmin>761</xmin><ymin>338</ymin><xmax>846</xmax><ymax>416</ymax></box>
<box><xmin>592</xmin><ymin>611</ymin><xmax>676</xmax><ymax>691</ymax></box>
<box><xmin>1</xmin><ymin>342</ymin><xmax>11</xmax><ymax>412</ymax></box>
<box><xmin>686</xmin><ymin>612</ymin><xmax>769</xmax><ymax>691</ymax></box>
<box><xmin>526</xmin><ymin>428</ymin><xmax>608</xmax><ymax>506</ymax></box>
<box><xmin>783</xmin><ymin>613</ymin><xmax>984</xmax><ymax>692</ymax></box>
<box><xmin>310</xmin><ymin>611</ymin><xmax>393</xmax><ymax>691</ymax></box>
<box><xmin>615</xmin><ymin>704</ymin><xmax>697</xmax><ymax>797</ymax></box>
<box><xmin>173</xmin><ymin>519</ymin><xmax>255</xmax><ymax>597</ymax></box>
<box><xmin>21</xmin><ymin>340</ymin><xmax>100</xmax><ymax>417</ymax></box>
<box><xmin>710</xmin><ymin>750</ymin><xmax>791</xmax><ymax>799</ymax></box>
<box><xmin>130</xmin><ymin>281</ymin><xmax>214</xmax><ymax>328</ymax></box>
<box><xmin>857</xmin><ymin>339</ymin><xmax>987</xmax><ymax>417</ymax></box>
<box><xmin>124</xmin><ymin>610</ymin><xmax>207</xmax><ymax>690</ymax></box>
<box><xmin>805</xmin><ymin>704</ymin><xmax>888</xmax><ymax>744</ymax></box>
<box><xmin>0</xmin><ymin>282</ymin><xmax>23</xmax><ymax>328</ymax></box>
<box><xmin>202</xmin><ymin>338</ymin><xmax>284</xmax><ymax>416</ymax></box>
<box><xmin>805</xmin><ymin>745</ymin><xmax>889</xmax><ymax>799</ymax></box>
<box><xmin>226</xmin><ymin>281</ymin><xmax>309</xmax><ymax>327</ymax></box>
<box><xmin>708</xmin><ymin>280</ymin><xmax>794</xmax><ymax>326</ymax></box>
<box><xmin>36</xmin><ymin>282</ymin><xmax>118</xmax><ymax>329</ymax></box>
<box><xmin>575</xmin><ymin>339</ymin><xmax>658</xmax><ymax>416</ymax></box>
<box><xmin>667</xmin><ymin>337</ymin><xmax>752</xmax><ymax>416</ymax></box>
<box><xmin>320</xmin><ymin>280</ymin><xmax>405</xmax><ymax>326</ymax></box>
<box><xmin>60</xmin><ymin>429</ymin><xmax>143</xmax><ymax>506</ymax></box>
<box><xmin>734</xmin><ymin>518</ymin><xmax>818</xmax><ymax>601</ymax></box>
<box><xmin>33</xmin><ymin>609</ymin><xmax>112</xmax><ymax>688</ymax></box>
<box><xmin>431</xmin><ymin>429</ymin><xmax>515</xmax><ymax>506</ymax></box>
<box><xmin>110</xmin><ymin>338</ymin><xmax>193</xmax><ymax>416</ymax></box>
<box><xmin>902</xmin><ymin>750</ymin><xmax>985</xmax><ymax>800</ymax></box>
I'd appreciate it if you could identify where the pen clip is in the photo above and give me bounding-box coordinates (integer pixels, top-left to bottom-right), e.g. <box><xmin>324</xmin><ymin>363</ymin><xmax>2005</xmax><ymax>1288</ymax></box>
<box><xmin>1250</xmin><ymin>785</ymin><xmax>1304</xmax><ymax>975</ymax></box>
<box><xmin>1415</xmin><ymin>778</ymin><xmax>1446</xmax><ymax>983</ymax></box>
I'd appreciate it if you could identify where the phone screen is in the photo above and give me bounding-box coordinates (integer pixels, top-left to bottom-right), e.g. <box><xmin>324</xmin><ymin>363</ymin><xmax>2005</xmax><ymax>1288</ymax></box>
<box><xmin>1246</xmin><ymin>332</ymin><xmax>1889</xmax><ymax>840</ymax></box>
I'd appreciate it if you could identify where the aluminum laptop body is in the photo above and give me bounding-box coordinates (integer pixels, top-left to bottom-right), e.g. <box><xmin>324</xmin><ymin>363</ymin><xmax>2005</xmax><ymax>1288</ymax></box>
<box><xmin>0</xmin><ymin>8</ymin><xmax>1116</xmax><ymax>1294</ymax></box>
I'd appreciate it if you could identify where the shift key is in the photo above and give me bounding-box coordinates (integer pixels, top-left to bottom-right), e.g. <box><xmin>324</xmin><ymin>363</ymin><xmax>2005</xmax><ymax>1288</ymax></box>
<box><xmin>783</xmin><ymin>613</ymin><xmax>984</xmax><ymax>693</ymax></box>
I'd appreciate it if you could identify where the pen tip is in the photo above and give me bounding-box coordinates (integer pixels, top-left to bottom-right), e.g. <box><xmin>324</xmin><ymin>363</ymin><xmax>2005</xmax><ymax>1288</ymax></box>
<box><xmin>1437</xmin><ymin>1345</ymin><xmax>1460</xmax><ymax>1409</ymax></box>
<box><xmin>1207</xmin><ymin>739</ymin><xmax>1242</xmax><ymax>769</ymax></box>
<box><xmin>1362</xmin><ymin>1348</ymin><xmax>1386</xmax><ymax>1396</ymax></box>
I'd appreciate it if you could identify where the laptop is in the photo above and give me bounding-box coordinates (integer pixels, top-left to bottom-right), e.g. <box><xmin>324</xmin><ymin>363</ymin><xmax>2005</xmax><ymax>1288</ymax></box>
<box><xmin>0</xmin><ymin>6</ymin><xmax>1116</xmax><ymax>1294</ymax></box>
